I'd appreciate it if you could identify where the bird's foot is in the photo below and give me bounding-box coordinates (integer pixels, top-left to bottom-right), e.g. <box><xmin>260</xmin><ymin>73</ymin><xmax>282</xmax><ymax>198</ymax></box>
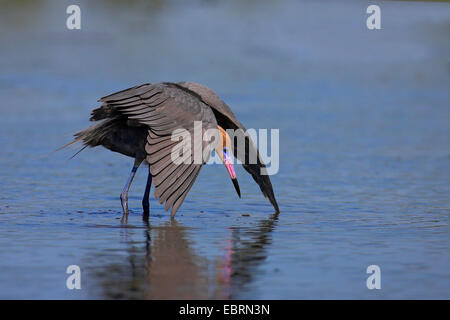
<box><xmin>120</xmin><ymin>213</ymin><xmax>128</xmax><ymax>224</ymax></box>
<box><xmin>142</xmin><ymin>204</ymin><xmax>150</xmax><ymax>222</ymax></box>
<box><xmin>120</xmin><ymin>193</ymin><xmax>129</xmax><ymax>213</ymax></box>
<box><xmin>120</xmin><ymin>193</ymin><xmax>129</xmax><ymax>224</ymax></box>
<box><xmin>142</xmin><ymin>198</ymin><xmax>150</xmax><ymax>216</ymax></box>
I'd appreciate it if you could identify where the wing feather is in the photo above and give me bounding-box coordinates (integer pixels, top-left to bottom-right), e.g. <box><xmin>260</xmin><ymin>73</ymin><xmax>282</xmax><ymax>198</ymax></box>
<box><xmin>99</xmin><ymin>83</ymin><xmax>218</xmax><ymax>216</ymax></box>
<box><xmin>170</xmin><ymin>166</ymin><xmax>202</xmax><ymax>214</ymax></box>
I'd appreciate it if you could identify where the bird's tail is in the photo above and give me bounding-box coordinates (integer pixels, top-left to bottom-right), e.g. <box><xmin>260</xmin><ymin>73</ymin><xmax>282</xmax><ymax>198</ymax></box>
<box><xmin>57</xmin><ymin>118</ymin><xmax>118</xmax><ymax>159</ymax></box>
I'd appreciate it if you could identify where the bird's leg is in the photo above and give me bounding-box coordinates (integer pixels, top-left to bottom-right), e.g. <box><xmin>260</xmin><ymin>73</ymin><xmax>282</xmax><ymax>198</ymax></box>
<box><xmin>120</xmin><ymin>158</ymin><xmax>142</xmax><ymax>219</ymax></box>
<box><xmin>142</xmin><ymin>166</ymin><xmax>152</xmax><ymax>219</ymax></box>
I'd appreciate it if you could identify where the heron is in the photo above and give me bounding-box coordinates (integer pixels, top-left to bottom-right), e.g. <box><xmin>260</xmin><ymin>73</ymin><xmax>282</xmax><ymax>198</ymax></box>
<box><xmin>65</xmin><ymin>82</ymin><xmax>279</xmax><ymax>219</ymax></box>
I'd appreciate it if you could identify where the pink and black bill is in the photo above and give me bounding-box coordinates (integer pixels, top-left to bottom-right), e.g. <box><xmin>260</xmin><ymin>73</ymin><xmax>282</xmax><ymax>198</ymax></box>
<box><xmin>223</xmin><ymin>147</ymin><xmax>241</xmax><ymax>198</ymax></box>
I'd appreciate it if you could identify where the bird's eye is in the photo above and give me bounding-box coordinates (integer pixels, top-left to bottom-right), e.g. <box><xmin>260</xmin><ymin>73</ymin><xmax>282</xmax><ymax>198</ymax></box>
<box><xmin>223</xmin><ymin>148</ymin><xmax>232</xmax><ymax>160</ymax></box>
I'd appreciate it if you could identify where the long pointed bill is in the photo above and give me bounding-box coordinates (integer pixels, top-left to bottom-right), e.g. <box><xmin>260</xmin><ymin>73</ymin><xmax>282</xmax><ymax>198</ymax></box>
<box><xmin>231</xmin><ymin>176</ymin><xmax>241</xmax><ymax>198</ymax></box>
<box><xmin>223</xmin><ymin>149</ymin><xmax>241</xmax><ymax>198</ymax></box>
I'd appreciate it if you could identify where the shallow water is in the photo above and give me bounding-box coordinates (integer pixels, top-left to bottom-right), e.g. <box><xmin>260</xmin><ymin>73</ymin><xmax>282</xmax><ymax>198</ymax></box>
<box><xmin>0</xmin><ymin>0</ymin><xmax>449</xmax><ymax>299</ymax></box>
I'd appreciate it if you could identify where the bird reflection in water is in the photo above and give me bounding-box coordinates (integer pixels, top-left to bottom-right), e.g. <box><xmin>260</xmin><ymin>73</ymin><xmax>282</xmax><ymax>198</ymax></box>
<box><xmin>90</xmin><ymin>213</ymin><xmax>279</xmax><ymax>299</ymax></box>
<box><xmin>142</xmin><ymin>219</ymin><xmax>212</xmax><ymax>299</ymax></box>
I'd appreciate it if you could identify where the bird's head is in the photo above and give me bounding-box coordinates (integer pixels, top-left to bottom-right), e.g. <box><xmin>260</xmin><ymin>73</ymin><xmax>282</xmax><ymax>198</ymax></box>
<box><xmin>215</xmin><ymin>126</ymin><xmax>241</xmax><ymax>198</ymax></box>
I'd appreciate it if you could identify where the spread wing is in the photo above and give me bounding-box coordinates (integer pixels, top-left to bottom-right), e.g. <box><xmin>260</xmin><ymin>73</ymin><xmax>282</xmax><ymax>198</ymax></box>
<box><xmin>98</xmin><ymin>83</ymin><xmax>218</xmax><ymax>216</ymax></box>
<box><xmin>177</xmin><ymin>82</ymin><xmax>280</xmax><ymax>213</ymax></box>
